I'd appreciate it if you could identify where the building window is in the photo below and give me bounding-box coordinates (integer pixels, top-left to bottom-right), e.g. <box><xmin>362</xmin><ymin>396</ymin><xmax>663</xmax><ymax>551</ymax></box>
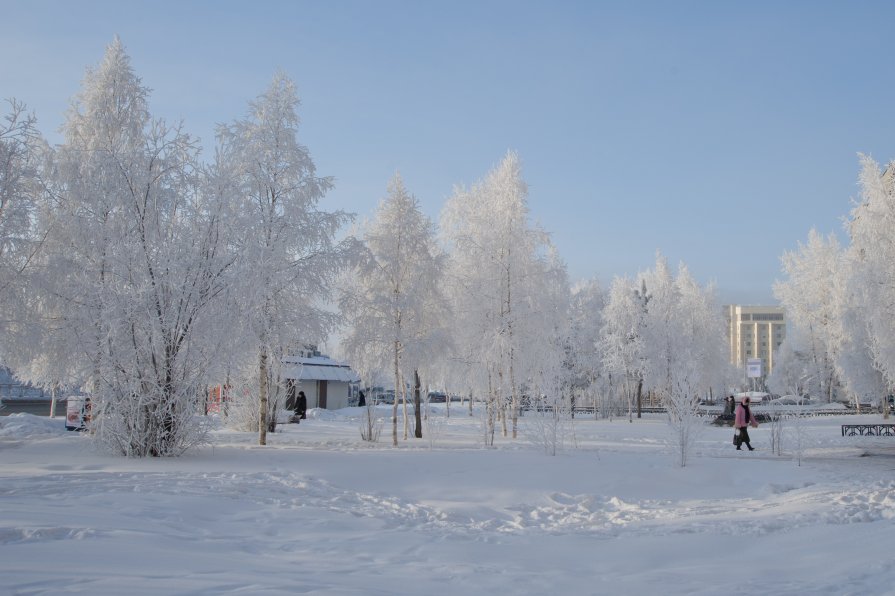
<box><xmin>753</xmin><ymin>314</ymin><xmax>784</xmax><ymax>321</ymax></box>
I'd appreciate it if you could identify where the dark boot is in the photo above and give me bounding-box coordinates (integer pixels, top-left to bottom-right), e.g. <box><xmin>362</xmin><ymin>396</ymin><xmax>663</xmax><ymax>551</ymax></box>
<box><xmin>746</xmin><ymin>444</ymin><xmax>754</xmax><ymax>451</ymax></box>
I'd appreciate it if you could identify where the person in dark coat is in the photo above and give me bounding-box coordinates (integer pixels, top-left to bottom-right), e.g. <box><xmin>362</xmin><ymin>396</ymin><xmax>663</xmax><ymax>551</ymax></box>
<box><xmin>734</xmin><ymin>396</ymin><xmax>759</xmax><ymax>450</ymax></box>
<box><xmin>295</xmin><ymin>391</ymin><xmax>308</xmax><ymax>421</ymax></box>
<box><xmin>724</xmin><ymin>395</ymin><xmax>736</xmax><ymax>416</ymax></box>
<box><xmin>357</xmin><ymin>390</ymin><xmax>366</xmax><ymax>407</ymax></box>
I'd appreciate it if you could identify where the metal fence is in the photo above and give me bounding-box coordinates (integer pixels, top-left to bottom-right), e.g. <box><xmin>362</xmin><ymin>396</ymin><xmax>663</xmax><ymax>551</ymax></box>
<box><xmin>0</xmin><ymin>399</ymin><xmax>68</xmax><ymax>417</ymax></box>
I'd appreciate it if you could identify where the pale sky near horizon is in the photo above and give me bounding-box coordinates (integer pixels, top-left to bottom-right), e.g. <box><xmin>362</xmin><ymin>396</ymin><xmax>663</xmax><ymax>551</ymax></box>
<box><xmin>3</xmin><ymin>0</ymin><xmax>894</xmax><ymax>305</ymax></box>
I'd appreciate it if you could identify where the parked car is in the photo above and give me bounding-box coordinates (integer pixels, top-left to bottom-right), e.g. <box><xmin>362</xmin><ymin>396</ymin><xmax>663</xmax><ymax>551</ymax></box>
<box><xmin>766</xmin><ymin>395</ymin><xmax>813</xmax><ymax>406</ymax></box>
<box><xmin>376</xmin><ymin>390</ymin><xmax>395</xmax><ymax>405</ymax></box>
<box><xmin>735</xmin><ymin>391</ymin><xmax>770</xmax><ymax>405</ymax></box>
<box><xmin>427</xmin><ymin>391</ymin><xmax>447</xmax><ymax>403</ymax></box>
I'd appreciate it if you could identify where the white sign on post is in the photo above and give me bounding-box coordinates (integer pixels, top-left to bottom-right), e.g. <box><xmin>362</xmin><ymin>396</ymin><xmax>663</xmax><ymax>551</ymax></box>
<box><xmin>746</xmin><ymin>358</ymin><xmax>762</xmax><ymax>378</ymax></box>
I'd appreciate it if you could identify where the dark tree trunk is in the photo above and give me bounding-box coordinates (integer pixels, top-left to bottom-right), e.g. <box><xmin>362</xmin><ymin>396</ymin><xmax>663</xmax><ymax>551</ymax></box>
<box><xmin>636</xmin><ymin>378</ymin><xmax>643</xmax><ymax>419</ymax></box>
<box><xmin>414</xmin><ymin>369</ymin><xmax>423</xmax><ymax>439</ymax></box>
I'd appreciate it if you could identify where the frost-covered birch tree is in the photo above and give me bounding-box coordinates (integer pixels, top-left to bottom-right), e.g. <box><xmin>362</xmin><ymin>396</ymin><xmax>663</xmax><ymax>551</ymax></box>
<box><xmin>439</xmin><ymin>226</ymin><xmax>491</xmax><ymax>421</ymax></box>
<box><xmin>639</xmin><ymin>254</ymin><xmax>726</xmax><ymax>467</ymax></box>
<box><xmin>666</xmin><ymin>265</ymin><xmax>726</xmax><ymax>466</ymax></box>
<box><xmin>32</xmin><ymin>38</ymin><xmax>233</xmax><ymax>456</ymax></box>
<box><xmin>0</xmin><ymin>99</ymin><xmax>44</xmax><ymax>361</ymax></box>
<box><xmin>774</xmin><ymin>229</ymin><xmax>846</xmax><ymax>404</ymax></box>
<box><xmin>441</xmin><ymin>151</ymin><xmax>555</xmax><ymax>439</ymax></box>
<box><xmin>216</xmin><ymin>73</ymin><xmax>353</xmax><ymax>445</ymax></box>
<box><xmin>600</xmin><ymin>276</ymin><xmax>648</xmax><ymax>420</ymax></box>
<box><xmin>845</xmin><ymin>155</ymin><xmax>895</xmax><ymax>401</ymax></box>
<box><xmin>521</xmin><ymin>248</ymin><xmax>573</xmax><ymax>453</ymax></box>
<box><xmin>766</xmin><ymin>326</ymin><xmax>821</xmax><ymax>405</ymax></box>
<box><xmin>340</xmin><ymin>173</ymin><xmax>447</xmax><ymax>446</ymax></box>
<box><xmin>567</xmin><ymin>278</ymin><xmax>605</xmax><ymax>417</ymax></box>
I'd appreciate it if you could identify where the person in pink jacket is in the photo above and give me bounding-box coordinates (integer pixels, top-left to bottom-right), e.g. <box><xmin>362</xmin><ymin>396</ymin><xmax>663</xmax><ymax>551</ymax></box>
<box><xmin>734</xmin><ymin>396</ymin><xmax>759</xmax><ymax>451</ymax></box>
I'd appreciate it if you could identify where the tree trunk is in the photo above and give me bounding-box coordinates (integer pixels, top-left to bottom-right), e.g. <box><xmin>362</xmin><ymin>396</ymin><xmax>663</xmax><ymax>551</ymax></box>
<box><xmin>500</xmin><ymin>387</ymin><xmax>508</xmax><ymax>437</ymax></box>
<box><xmin>594</xmin><ymin>372</ymin><xmax>601</xmax><ymax>420</ymax></box>
<box><xmin>487</xmin><ymin>370</ymin><xmax>496</xmax><ymax>446</ymax></box>
<box><xmin>414</xmin><ymin>369</ymin><xmax>422</xmax><ymax>439</ymax></box>
<box><xmin>510</xmin><ymin>348</ymin><xmax>519</xmax><ymax>439</ymax></box>
<box><xmin>827</xmin><ymin>370</ymin><xmax>835</xmax><ymax>406</ymax></box>
<box><xmin>392</xmin><ymin>339</ymin><xmax>399</xmax><ymax>447</ymax></box>
<box><xmin>505</xmin><ymin>262</ymin><xmax>520</xmax><ymax>440</ymax></box>
<box><xmin>636</xmin><ymin>378</ymin><xmax>643</xmax><ymax>419</ymax></box>
<box><xmin>402</xmin><ymin>377</ymin><xmax>409</xmax><ymax>440</ymax></box>
<box><xmin>259</xmin><ymin>345</ymin><xmax>268</xmax><ymax>446</ymax></box>
<box><xmin>498</xmin><ymin>367</ymin><xmax>507</xmax><ymax>437</ymax></box>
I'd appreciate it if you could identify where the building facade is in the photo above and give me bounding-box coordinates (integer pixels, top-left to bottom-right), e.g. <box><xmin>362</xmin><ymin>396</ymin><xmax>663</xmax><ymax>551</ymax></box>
<box><xmin>281</xmin><ymin>354</ymin><xmax>361</xmax><ymax>410</ymax></box>
<box><xmin>724</xmin><ymin>305</ymin><xmax>786</xmax><ymax>379</ymax></box>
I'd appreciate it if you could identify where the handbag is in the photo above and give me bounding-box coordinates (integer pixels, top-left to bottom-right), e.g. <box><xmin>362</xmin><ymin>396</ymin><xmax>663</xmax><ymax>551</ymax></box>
<box><xmin>733</xmin><ymin>430</ymin><xmax>741</xmax><ymax>446</ymax></box>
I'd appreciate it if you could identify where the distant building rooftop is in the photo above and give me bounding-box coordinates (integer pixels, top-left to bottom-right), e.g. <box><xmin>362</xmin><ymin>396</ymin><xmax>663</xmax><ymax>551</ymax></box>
<box><xmin>281</xmin><ymin>355</ymin><xmax>360</xmax><ymax>383</ymax></box>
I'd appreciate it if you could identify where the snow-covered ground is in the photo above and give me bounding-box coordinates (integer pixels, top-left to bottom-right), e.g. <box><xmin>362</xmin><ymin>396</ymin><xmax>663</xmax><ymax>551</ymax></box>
<box><xmin>2</xmin><ymin>407</ymin><xmax>894</xmax><ymax>595</ymax></box>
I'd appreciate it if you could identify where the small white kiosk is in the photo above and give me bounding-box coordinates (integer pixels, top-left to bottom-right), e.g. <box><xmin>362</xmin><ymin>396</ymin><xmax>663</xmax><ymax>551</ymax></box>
<box><xmin>281</xmin><ymin>354</ymin><xmax>360</xmax><ymax>410</ymax></box>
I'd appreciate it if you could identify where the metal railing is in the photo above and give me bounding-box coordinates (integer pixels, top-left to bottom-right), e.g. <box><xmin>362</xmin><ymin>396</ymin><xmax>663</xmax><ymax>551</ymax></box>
<box><xmin>841</xmin><ymin>424</ymin><xmax>895</xmax><ymax>436</ymax></box>
<box><xmin>0</xmin><ymin>383</ymin><xmax>48</xmax><ymax>400</ymax></box>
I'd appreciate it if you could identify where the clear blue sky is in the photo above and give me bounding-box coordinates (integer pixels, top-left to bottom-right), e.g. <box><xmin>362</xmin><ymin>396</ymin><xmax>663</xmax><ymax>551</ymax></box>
<box><xmin>4</xmin><ymin>0</ymin><xmax>894</xmax><ymax>304</ymax></box>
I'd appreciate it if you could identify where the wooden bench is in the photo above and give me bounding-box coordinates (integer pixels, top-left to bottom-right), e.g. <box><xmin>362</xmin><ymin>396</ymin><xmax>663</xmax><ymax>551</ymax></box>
<box><xmin>841</xmin><ymin>424</ymin><xmax>895</xmax><ymax>437</ymax></box>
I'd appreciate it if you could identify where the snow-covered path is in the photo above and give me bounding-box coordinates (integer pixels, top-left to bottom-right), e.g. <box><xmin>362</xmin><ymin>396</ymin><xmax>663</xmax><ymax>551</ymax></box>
<box><xmin>2</xmin><ymin>409</ymin><xmax>894</xmax><ymax>595</ymax></box>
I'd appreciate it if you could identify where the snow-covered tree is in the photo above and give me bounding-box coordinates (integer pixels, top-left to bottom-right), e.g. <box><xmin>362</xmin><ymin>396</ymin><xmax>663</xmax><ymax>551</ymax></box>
<box><xmin>835</xmin><ymin>305</ymin><xmax>887</xmax><ymax>414</ymax></box>
<box><xmin>566</xmin><ymin>279</ymin><xmax>606</xmax><ymax>417</ymax></box>
<box><xmin>773</xmin><ymin>229</ymin><xmax>846</xmax><ymax>403</ymax></box>
<box><xmin>441</xmin><ymin>151</ymin><xmax>558</xmax><ymax>439</ymax></box>
<box><xmin>603</xmin><ymin>255</ymin><xmax>726</xmax><ymax>466</ymax></box>
<box><xmin>523</xmin><ymin>394</ymin><xmax>574</xmax><ymax>456</ymax></box>
<box><xmin>600</xmin><ymin>275</ymin><xmax>649</xmax><ymax>420</ymax></box>
<box><xmin>673</xmin><ymin>267</ymin><xmax>730</xmax><ymax>400</ymax></box>
<box><xmin>521</xmin><ymin>248</ymin><xmax>573</xmax><ymax>454</ymax></box>
<box><xmin>766</xmin><ymin>327</ymin><xmax>814</xmax><ymax>398</ymax></box>
<box><xmin>339</xmin><ymin>173</ymin><xmax>447</xmax><ymax>446</ymax></box>
<box><xmin>0</xmin><ymin>99</ymin><xmax>44</xmax><ymax>361</ymax></box>
<box><xmin>522</xmin><ymin>246</ymin><xmax>571</xmax><ymax>399</ymax></box>
<box><xmin>845</xmin><ymin>155</ymin><xmax>895</xmax><ymax>400</ymax></box>
<box><xmin>217</xmin><ymin>354</ymin><xmax>290</xmax><ymax>433</ymax></box>
<box><xmin>31</xmin><ymin>38</ymin><xmax>233</xmax><ymax>456</ymax></box>
<box><xmin>628</xmin><ymin>254</ymin><xmax>727</xmax><ymax>467</ymax></box>
<box><xmin>216</xmin><ymin>73</ymin><xmax>353</xmax><ymax>445</ymax></box>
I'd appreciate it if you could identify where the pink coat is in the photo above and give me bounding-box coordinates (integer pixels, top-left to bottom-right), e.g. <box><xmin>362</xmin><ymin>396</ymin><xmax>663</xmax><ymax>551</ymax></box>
<box><xmin>735</xmin><ymin>403</ymin><xmax>758</xmax><ymax>429</ymax></box>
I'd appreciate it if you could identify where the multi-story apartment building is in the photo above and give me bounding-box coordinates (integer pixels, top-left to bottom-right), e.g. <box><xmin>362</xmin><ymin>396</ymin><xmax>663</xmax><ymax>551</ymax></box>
<box><xmin>723</xmin><ymin>305</ymin><xmax>786</xmax><ymax>378</ymax></box>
